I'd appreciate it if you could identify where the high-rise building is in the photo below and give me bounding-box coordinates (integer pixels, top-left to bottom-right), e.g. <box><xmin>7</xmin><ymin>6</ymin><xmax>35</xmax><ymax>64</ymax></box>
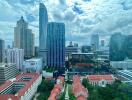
<box><xmin>91</xmin><ymin>34</ymin><xmax>99</xmax><ymax>50</ymax></box>
<box><xmin>81</xmin><ymin>45</ymin><xmax>92</xmax><ymax>53</ymax></box>
<box><xmin>124</xmin><ymin>35</ymin><xmax>132</xmax><ymax>59</ymax></box>
<box><xmin>6</xmin><ymin>48</ymin><xmax>24</xmax><ymax>71</ymax></box>
<box><xmin>109</xmin><ymin>33</ymin><xmax>126</xmax><ymax>61</ymax></box>
<box><xmin>0</xmin><ymin>63</ymin><xmax>18</xmax><ymax>84</ymax></box>
<box><xmin>0</xmin><ymin>39</ymin><xmax>5</xmax><ymax>62</ymax></box>
<box><xmin>66</xmin><ymin>42</ymin><xmax>79</xmax><ymax>60</ymax></box>
<box><xmin>39</xmin><ymin>3</ymin><xmax>48</xmax><ymax>66</ymax></box>
<box><xmin>14</xmin><ymin>16</ymin><xmax>34</xmax><ymax>58</ymax></box>
<box><xmin>101</xmin><ymin>40</ymin><xmax>105</xmax><ymax>47</ymax></box>
<box><xmin>47</xmin><ymin>22</ymin><xmax>65</xmax><ymax>68</ymax></box>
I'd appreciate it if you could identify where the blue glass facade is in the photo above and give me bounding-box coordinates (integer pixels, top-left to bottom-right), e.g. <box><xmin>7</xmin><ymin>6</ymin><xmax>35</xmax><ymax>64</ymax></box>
<box><xmin>39</xmin><ymin>3</ymin><xmax>48</xmax><ymax>65</ymax></box>
<box><xmin>47</xmin><ymin>22</ymin><xmax>65</xmax><ymax>68</ymax></box>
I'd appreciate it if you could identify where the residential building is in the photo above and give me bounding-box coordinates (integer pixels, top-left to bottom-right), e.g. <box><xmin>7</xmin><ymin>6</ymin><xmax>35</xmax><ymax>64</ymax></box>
<box><xmin>0</xmin><ymin>73</ymin><xmax>42</xmax><ymax>100</ymax></box>
<box><xmin>24</xmin><ymin>58</ymin><xmax>42</xmax><ymax>73</ymax></box>
<box><xmin>14</xmin><ymin>16</ymin><xmax>34</xmax><ymax>58</ymax></box>
<box><xmin>0</xmin><ymin>39</ymin><xmax>5</xmax><ymax>62</ymax></box>
<box><xmin>87</xmin><ymin>75</ymin><xmax>115</xmax><ymax>87</ymax></box>
<box><xmin>0</xmin><ymin>63</ymin><xmax>18</xmax><ymax>84</ymax></box>
<box><xmin>91</xmin><ymin>34</ymin><xmax>99</xmax><ymax>50</ymax></box>
<box><xmin>39</xmin><ymin>3</ymin><xmax>48</xmax><ymax>65</ymax></box>
<box><xmin>6</xmin><ymin>48</ymin><xmax>24</xmax><ymax>70</ymax></box>
<box><xmin>47</xmin><ymin>22</ymin><xmax>65</xmax><ymax>68</ymax></box>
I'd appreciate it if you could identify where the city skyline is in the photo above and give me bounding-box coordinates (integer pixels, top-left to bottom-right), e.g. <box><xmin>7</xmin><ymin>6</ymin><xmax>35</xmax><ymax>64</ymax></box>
<box><xmin>0</xmin><ymin>0</ymin><xmax>132</xmax><ymax>46</ymax></box>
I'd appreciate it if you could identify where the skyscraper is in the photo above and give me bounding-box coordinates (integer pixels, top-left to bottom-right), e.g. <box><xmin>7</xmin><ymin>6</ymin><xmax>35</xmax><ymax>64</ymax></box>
<box><xmin>109</xmin><ymin>33</ymin><xmax>126</xmax><ymax>61</ymax></box>
<box><xmin>91</xmin><ymin>34</ymin><xmax>99</xmax><ymax>50</ymax></box>
<box><xmin>0</xmin><ymin>39</ymin><xmax>5</xmax><ymax>62</ymax></box>
<box><xmin>6</xmin><ymin>48</ymin><xmax>24</xmax><ymax>71</ymax></box>
<box><xmin>124</xmin><ymin>35</ymin><xmax>132</xmax><ymax>59</ymax></box>
<box><xmin>47</xmin><ymin>22</ymin><xmax>65</xmax><ymax>68</ymax></box>
<box><xmin>39</xmin><ymin>3</ymin><xmax>48</xmax><ymax>66</ymax></box>
<box><xmin>14</xmin><ymin>16</ymin><xmax>34</xmax><ymax>58</ymax></box>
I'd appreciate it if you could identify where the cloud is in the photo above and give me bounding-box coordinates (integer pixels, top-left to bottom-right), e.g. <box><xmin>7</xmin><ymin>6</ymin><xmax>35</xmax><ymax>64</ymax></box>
<box><xmin>0</xmin><ymin>0</ymin><xmax>132</xmax><ymax>46</ymax></box>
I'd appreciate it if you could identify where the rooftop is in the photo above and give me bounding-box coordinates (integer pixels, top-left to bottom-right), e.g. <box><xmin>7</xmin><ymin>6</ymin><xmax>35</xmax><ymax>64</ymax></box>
<box><xmin>0</xmin><ymin>73</ymin><xmax>40</xmax><ymax>99</ymax></box>
<box><xmin>25</xmin><ymin>58</ymin><xmax>42</xmax><ymax>62</ymax></box>
<box><xmin>87</xmin><ymin>75</ymin><xmax>114</xmax><ymax>81</ymax></box>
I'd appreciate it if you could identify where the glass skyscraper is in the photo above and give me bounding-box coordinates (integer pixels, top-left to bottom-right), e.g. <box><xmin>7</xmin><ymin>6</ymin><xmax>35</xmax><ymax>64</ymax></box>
<box><xmin>47</xmin><ymin>22</ymin><xmax>65</xmax><ymax>68</ymax></box>
<box><xmin>39</xmin><ymin>3</ymin><xmax>48</xmax><ymax>66</ymax></box>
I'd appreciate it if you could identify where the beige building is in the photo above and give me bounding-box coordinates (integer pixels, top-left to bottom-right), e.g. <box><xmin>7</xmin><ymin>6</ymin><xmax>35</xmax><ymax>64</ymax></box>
<box><xmin>87</xmin><ymin>75</ymin><xmax>115</xmax><ymax>87</ymax></box>
<box><xmin>0</xmin><ymin>63</ymin><xmax>18</xmax><ymax>84</ymax></box>
<box><xmin>14</xmin><ymin>16</ymin><xmax>34</xmax><ymax>58</ymax></box>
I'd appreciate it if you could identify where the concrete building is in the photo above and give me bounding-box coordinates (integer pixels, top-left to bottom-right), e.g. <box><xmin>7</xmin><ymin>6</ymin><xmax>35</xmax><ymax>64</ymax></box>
<box><xmin>91</xmin><ymin>34</ymin><xmax>99</xmax><ymax>50</ymax></box>
<box><xmin>0</xmin><ymin>39</ymin><xmax>5</xmax><ymax>63</ymax></box>
<box><xmin>14</xmin><ymin>16</ymin><xmax>34</xmax><ymax>58</ymax></box>
<box><xmin>65</xmin><ymin>42</ymin><xmax>79</xmax><ymax>60</ymax></box>
<box><xmin>0</xmin><ymin>63</ymin><xmax>18</xmax><ymax>84</ymax></box>
<box><xmin>24</xmin><ymin>58</ymin><xmax>42</xmax><ymax>73</ymax></box>
<box><xmin>39</xmin><ymin>3</ymin><xmax>48</xmax><ymax>65</ymax></box>
<box><xmin>110</xmin><ymin>59</ymin><xmax>132</xmax><ymax>70</ymax></box>
<box><xmin>0</xmin><ymin>73</ymin><xmax>42</xmax><ymax>100</ymax></box>
<box><xmin>87</xmin><ymin>75</ymin><xmax>115</xmax><ymax>87</ymax></box>
<box><xmin>47</xmin><ymin>22</ymin><xmax>65</xmax><ymax>68</ymax></box>
<box><xmin>6</xmin><ymin>48</ymin><xmax>24</xmax><ymax>70</ymax></box>
<box><xmin>81</xmin><ymin>45</ymin><xmax>92</xmax><ymax>53</ymax></box>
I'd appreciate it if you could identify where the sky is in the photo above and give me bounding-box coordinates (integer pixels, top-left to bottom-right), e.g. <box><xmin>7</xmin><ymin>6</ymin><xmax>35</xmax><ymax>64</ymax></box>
<box><xmin>0</xmin><ymin>0</ymin><xmax>132</xmax><ymax>47</ymax></box>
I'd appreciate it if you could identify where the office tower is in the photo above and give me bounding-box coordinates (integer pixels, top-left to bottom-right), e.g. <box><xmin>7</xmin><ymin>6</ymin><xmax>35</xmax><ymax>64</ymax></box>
<box><xmin>0</xmin><ymin>39</ymin><xmax>5</xmax><ymax>62</ymax></box>
<box><xmin>14</xmin><ymin>16</ymin><xmax>34</xmax><ymax>58</ymax></box>
<box><xmin>66</xmin><ymin>42</ymin><xmax>79</xmax><ymax>60</ymax></box>
<box><xmin>39</xmin><ymin>3</ymin><xmax>48</xmax><ymax>65</ymax></box>
<box><xmin>101</xmin><ymin>40</ymin><xmax>105</xmax><ymax>47</ymax></box>
<box><xmin>6</xmin><ymin>48</ymin><xmax>24</xmax><ymax>71</ymax></box>
<box><xmin>109</xmin><ymin>33</ymin><xmax>126</xmax><ymax>61</ymax></box>
<box><xmin>0</xmin><ymin>63</ymin><xmax>18</xmax><ymax>84</ymax></box>
<box><xmin>81</xmin><ymin>45</ymin><xmax>92</xmax><ymax>53</ymax></box>
<box><xmin>35</xmin><ymin>46</ymin><xmax>39</xmax><ymax>57</ymax></box>
<box><xmin>124</xmin><ymin>35</ymin><xmax>132</xmax><ymax>59</ymax></box>
<box><xmin>91</xmin><ymin>34</ymin><xmax>99</xmax><ymax>50</ymax></box>
<box><xmin>47</xmin><ymin>22</ymin><xmax>65</xmax><ymax>68</ymax></box>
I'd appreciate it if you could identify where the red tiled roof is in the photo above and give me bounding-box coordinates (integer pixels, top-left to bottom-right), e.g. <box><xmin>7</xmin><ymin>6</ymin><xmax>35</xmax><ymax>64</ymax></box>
<box><xmin>72</xmin><ymin>76</ymin><xmax>88</xmax><ymax>99</ymax></box>
<box><xmin>0</xmin><ymin>94</ymin><xmax>19</xmax><ymax>100</ymax></box>
<box><xmin>48</xmin><ymin>76</ymin><xmax>64</xmax><ymax>100</ymax></box>
<box><xmin>76</xmin><ymin>63</ymin><xmax>94</xmax><ymax>67</ymax></box>
<box><xmin>0</xmin><ymin>73</ymin><xmax>40</xmax><ymax>99</ymax></box>
<box><xmin>87</xmin><ymin>75</ymin><xmax>114</xmax><ymax>81</ymax></box>
<box><xmin>77</xmin><ymin>96</ymin><xmax>86</xmax><ymax>100</ymax></box>
<box><xmin>0</xmin><ymin>81</ymin><xmax>12</xmax><ymax>91</ymax></box>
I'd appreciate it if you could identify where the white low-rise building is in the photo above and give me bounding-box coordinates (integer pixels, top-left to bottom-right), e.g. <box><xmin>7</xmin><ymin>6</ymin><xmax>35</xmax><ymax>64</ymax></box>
<box><xmin>110</xmin><ymin>59</ymin><xmax>132</xmax><ymax>70</ymax></box>
<box><xmin>24</xmin><ymin>58</ymin><xmax>42</xmax><ymax>73</ymax></box>
<box><xmin>87</xmin><ymin>75</ymin><xmax>115</xmax><ymax>87</ymax></box>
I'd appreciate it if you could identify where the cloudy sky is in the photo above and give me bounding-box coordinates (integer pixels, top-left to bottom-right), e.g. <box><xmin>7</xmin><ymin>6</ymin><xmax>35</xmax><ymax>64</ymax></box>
<box><xmin>0</xmin><ymin>0</ymin><xmax>132</xmax><ymax>47</ymax></box>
